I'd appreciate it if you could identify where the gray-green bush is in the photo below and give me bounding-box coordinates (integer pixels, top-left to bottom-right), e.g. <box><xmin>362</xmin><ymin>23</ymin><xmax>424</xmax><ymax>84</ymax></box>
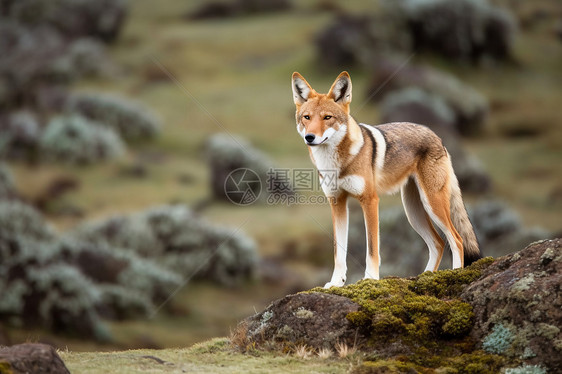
<box><xmin>70</xmin><ymin>204</ymin><xmax>259</xmax><ymax>286</ymax></box>
<box><xmin>205</xmin><ymin>133</ymin><xmax>294</xmax><ymax>203</ymax></box>
<box><xmin>0</xmin><ymin>201</ymin><xmax>107</xmax><ymax>337</ymax></box>
<box><xmin>0</xmin><ymin>164</ymin><xmax>16</xmax><ymax>200</ymax></box>
<box><xmin>315</xmin><ymin>0</ymin><xmax>516</xmax><ymax>67</ymax></box>
<box><xmin>65</xmin><ymin>93</ymin><xmax>161</xmax><ymax>141</ymax></box>
<box><xmin>0</xmin><ymin>199</ymin><xmax>184</xmax><ymax>337</ymax></box>
<box><xmin>6</xmin><ymin>0</ymin><xmax>128</xmax><ymax>43</ymax></box>
<box><xmin>396</xmin><ymin>0</ymin><xmax>517</xmax><ymax>62</ymax></box>
<box><xmin>58</xmin><ymin>238</ymin><xmax>182</xmax><ymax>319</ymax></box>
<box><xmin>40</xmin><ymin>115</ymin><xmax>125</xmax><ymax>164</ymax></box>
<box><xmin>368</xmin><ymin>59</ymin><xmax>489</xmax><ymax>135</ymax></box>
<box><xmin>315</xmin><ymin>14</ymin><xmax>410</xmax><ymax>68</ymax></box>
<box><xmin>0</xmin><ymin>111</ymin><xmax>42</xmax><ymax>161</ymax></box>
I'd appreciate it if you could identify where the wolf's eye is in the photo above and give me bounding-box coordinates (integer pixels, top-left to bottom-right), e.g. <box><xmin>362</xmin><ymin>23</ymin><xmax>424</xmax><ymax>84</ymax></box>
<box><xmin>324</xmin><ymin>115</ymin><xmax>332</xmax><ymax>120</ymax></box>
<box><xmin>303</xmin><ymin>115</ymin><xmax>310</xmax><ymax>120</ymax></box>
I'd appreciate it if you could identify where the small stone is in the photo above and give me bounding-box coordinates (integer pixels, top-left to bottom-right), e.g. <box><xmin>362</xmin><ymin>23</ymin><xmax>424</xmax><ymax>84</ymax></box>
<box><xmin>0</xmin><ymin>343</ymin><xmax>70</xmax><ymax>374</ymax></box>
<box><xmin>540</xmin><ymin>247</ymin><xmax>555</xmax><ymax>266</ymax></box>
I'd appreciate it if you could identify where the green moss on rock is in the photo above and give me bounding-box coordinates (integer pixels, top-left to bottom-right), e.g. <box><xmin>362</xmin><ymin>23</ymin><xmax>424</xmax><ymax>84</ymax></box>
<box><xmin>315</xmin><ymin>278</ymin><xmax>474</xmax><ymax>344</ymax></box>
<box><xmin>311</xmin><ymin>260</ymin><xmax>495</xmax><ymax>347</ymax></box>
<box><xmin>410</xmin><ymin>257</ymin><xmax>495</xmax><ymax>298</ymax></box>
<box><xmin>310</xmin><ymin>259</ymin><xmax>508</xmax><ymax>371</ymax></box>
<box><xmin>356</xmin><ymin>350</ymin><xmax>505</xmax><ymax>374</ymax></box>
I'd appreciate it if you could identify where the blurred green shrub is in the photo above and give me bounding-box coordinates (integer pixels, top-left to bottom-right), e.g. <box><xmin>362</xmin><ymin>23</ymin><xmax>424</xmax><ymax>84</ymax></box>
<box><xmin>70</xmin><ymin>204</ymin><xmax>259</xmax><ymax>286</ymax></box>
<box><xmin>0</xmin><ymin>200</ymin><xmax>108</xmax><ymax>338</ymax></box>
<box><xmin>0</xmin><ymin>111</ymin><xmax>41</xmax><ymax>161</ymax></box>
<box><xmin>5</xmin><ymin>0</ymin><xmax>128</xmax><ymax>43</ymax></box>
<box><xmin>40</xmin><ymin>115</ymin><xmax>125</xmax><ymax>164</ymax></box>
<box><xmin>0</xmin><ymin>21</ymin><xmax>68</xmax><ymax>109</ymax></box>
<box><xmin>0</xmin><ymin>20</ymin><xmax>108</xmax><ymax>111</ymax></box>
<box><xmin>367</xmin><ymin>59</ymin><xmax>489</xmax><ymax>136</ymax></box>
<box><xmin>380</xmin><ymin>87</ymin><xmax>456</xmax><ymax>127</ymax></box>
<box><xmin>397</xmin><ymin>0</ymin><xmax>516</xmax><ymax>62</ymax></box>
<box><xmin>205</xmin><ymin>133</ymin><xmax>294</xmax><ymax>203</ymax></box>
<box><xmin>51</xmin><ymin>38</ymin><xmax>109</xmax><ymax>81</ymax></box>
<box><xmin>0</xmin><ymin>199</ymin><xmax>184</xmax><ymax>337</ymax></box>
<box><xmin>0</xmin><ymin>164</ymin><xmax>17</xmax><ymax>200</ymax></box>
<box><xmin>315</xmin><ymin>14</ymin><xmax>410</xmax><ymax>68</ymax></box>
<box><xmin>315</xmin><ymin>0</ymin><xmax>516</xmax><ymax>66</ymax></box>
<box><xmin>58</xmin><ymin>239</ymin><xmax>182</xmax><ymax>320</ymax></box>
<box><xmin>65</xmin><ymin>93</ymin><xmax>161</xmax><ymax>141</ymax></box>
<box><xmin>0</xmin><ymin>1</ymin><xmax>160</xmax><ymax>167</ymax></box>
<box><xmin>0</xmin><ymin>200</ymin><xmax>56</xmax><ymax>241</ymax></box>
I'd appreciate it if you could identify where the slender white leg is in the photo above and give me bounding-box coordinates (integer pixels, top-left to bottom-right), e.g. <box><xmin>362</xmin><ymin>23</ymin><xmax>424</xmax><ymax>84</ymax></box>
<box><xmin>361</xmin><ymin>197</ymin><xmax>380</xmax><ymax>280</ymax></box>
<box><xmin>324</xmin><ymin>197</ymin><xmax>348</xmax><ymax>288</ymax></box>
<box><xmin>400</xmin><ymin>179</ymin><xmax>444</xmax><ymax>272</ymax></box>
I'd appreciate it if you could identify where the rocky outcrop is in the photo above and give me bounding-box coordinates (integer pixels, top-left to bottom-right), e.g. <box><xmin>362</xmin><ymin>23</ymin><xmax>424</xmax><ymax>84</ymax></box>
<box><xmin>462</xmin><ymin>238</ymin><xmax>562</xmax><ymax>370</ymax></box>
<box><xmin>235</xmin><ymin>293</ymin><xmax>361</xmax><ymax>350</ymax></box>
<box><xmin>235</xmin><ymin>239</ymin><xmax>560</xmax><ymax>372</ymax></box>
<box><xmin>0</xmin><ymin>343</ymin><xmax>70</xmax><ymax>374</ymax></box>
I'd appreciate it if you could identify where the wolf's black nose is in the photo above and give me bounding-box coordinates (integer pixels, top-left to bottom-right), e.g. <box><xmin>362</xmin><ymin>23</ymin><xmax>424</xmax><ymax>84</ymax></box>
<box><xmin>305</xmin><ymin>134</ymin><xmax>315</xmax><ymax>143</ymax></box>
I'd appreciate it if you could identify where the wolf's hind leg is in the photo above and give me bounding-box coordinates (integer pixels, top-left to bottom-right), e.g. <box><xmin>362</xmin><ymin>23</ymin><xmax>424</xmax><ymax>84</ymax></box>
<box><xmin>401</xmin><ymin>177</ymin><xmax>445</xmax><ymax>272</ymax></box>
<box><xmin>416</xmin><ymin>171</ymin><xmax>464</xmax><ymax>269</ymax></box>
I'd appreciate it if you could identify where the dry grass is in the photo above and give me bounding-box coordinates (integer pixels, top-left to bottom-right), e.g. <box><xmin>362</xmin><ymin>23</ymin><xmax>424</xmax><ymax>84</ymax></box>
<box><xmin>229</xmin><ymin>322</ymin><xmax>251</xmax><ymax>352</ymax></box>
<box><xmin>335</xmin><ymin>342</ymin><xmax>357</xmax><ymax>359</ymax></box>
<box><xmin>294</xmin><ymin>344</ymin><xmax>313</xmax><ymax>360</ymax></box>
<box><xmin>317</xmin><ymin>347</ymin><xmax>333</xmax><ymax>359</ymax></box>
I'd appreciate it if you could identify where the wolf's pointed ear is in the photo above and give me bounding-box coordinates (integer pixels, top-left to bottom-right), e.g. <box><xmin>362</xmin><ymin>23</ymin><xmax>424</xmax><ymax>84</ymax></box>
<box><xmin>328</xmin><ymin>71</ymin><xmax>352</xmax><ymax>105</ymax></box>
<box><xmin>292</xmin><ymin>72</ymin><xmax>314</xmax><ymax>105</ymax></box>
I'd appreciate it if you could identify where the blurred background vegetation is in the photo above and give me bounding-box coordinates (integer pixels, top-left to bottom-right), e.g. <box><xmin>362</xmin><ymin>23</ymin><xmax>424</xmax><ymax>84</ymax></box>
<box><xmin>0</xmin><ymin>0</ymin><xmax>561</xmax><ymax>352</ymax></box>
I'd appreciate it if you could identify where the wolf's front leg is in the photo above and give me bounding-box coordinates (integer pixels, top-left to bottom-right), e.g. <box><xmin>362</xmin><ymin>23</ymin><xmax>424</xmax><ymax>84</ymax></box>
<box><xmin>324</xmin><ymin>194</ymin><xmax>349</xmax><ymax>288</ymax></box>
<box><xmin>361</xmin><ymin>195</ymin><xmax>380</xmax><ymax>280</ymax></box>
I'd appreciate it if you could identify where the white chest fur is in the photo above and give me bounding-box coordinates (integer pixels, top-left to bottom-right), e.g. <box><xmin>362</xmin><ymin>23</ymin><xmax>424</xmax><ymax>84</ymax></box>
<box><xmin>310</xmin><ymin>125</ymin><xmax>365</xmax><ymax>197</ymax></box>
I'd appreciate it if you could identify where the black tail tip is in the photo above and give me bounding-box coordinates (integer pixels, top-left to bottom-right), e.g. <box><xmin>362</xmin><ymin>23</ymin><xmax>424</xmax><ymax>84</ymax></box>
<box><xmin>464</xmin><ymin>251</ymin><xmax>482</xmax><ymax>267</ymax></box>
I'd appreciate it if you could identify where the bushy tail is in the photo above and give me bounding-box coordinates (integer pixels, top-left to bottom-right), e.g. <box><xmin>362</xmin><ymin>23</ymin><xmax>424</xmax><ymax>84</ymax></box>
<box><xmin>449</xmin><ymin>164</ymin><xmax>481</xmax><ymax>266</ymax></box>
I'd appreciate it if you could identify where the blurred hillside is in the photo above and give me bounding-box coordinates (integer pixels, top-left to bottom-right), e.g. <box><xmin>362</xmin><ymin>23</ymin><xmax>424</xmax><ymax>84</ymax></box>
<box><xmin>1</xmin><ymin>0</ymin><xmax>561</xmax><ymax>351</ymax></box>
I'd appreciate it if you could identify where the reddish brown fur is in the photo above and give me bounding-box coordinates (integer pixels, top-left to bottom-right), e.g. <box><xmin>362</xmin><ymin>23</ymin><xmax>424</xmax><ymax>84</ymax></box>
<box><xmin>292</xmin><ymin>72</ymin><xmax>479</xmax><ymax>284</ymax></box>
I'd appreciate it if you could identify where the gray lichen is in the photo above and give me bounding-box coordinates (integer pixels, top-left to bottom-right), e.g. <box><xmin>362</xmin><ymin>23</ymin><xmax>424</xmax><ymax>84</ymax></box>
<box><xmin>482</xmin><ymin>323</ymin><xmax>515</xmax><ymax>354</ymax></box>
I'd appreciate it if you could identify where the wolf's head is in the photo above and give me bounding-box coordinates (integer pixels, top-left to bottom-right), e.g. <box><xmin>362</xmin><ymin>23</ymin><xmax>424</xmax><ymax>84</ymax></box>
<box><xmin>291</xmin><ymin>71</ymin><xmax>352</xmax><ymax>147</ymax></box>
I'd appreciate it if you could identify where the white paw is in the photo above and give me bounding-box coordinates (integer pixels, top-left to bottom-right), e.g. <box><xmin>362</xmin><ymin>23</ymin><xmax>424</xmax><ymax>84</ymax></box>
<box><xmin>363</xmin><ymin>274</ymin><xmax>379</xmax><ymax>281</ymax></box>
<box><xmin>323</xmin><ymin>279</ymin><xmax>345</xmax><ymax>289</ymax></box>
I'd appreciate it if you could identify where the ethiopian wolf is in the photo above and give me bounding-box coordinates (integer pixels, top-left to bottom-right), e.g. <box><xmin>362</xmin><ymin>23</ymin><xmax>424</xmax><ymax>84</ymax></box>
<box><xmin>291</xmin><ymin>71</ymin><xmax>481</xmax><ymax>288</ymax></box>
